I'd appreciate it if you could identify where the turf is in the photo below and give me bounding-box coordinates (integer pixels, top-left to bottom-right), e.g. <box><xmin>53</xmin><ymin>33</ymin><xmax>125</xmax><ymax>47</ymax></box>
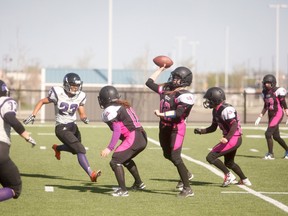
<box><xmin>2</xmin><ymin>124</ymin><xmax>288</xmax><ymax>216</ymax></box>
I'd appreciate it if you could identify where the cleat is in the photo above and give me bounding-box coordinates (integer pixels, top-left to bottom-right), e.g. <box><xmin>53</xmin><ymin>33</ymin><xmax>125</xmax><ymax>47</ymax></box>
<box><xmin>178</xmin><ymin>187</ymin><xmax>194</xmax><ymax>198</ymax></box>
<box><xmin>131</xmin><ymin>182</ymin><xmax>146</xmax><ymax>190</ymax></box>
<box><xmin>176</xmin><ymin>172</ymin><xmax>194</xmax><ymax>191</ymax></box>
<box><xmin>284</xmin><ymin>151</ymin><xmax>288</xmax><ymax>159</ymax></box>
<box><xmin>112</xmin><ymin>187</ymin><xmax>121</xmax><ymax>191</ymax></box>
<box><xmin>238</xmin><ymin>178</ymin><xmax>252</xmax><ymax>186</ymax></box>
<box><xmin>222</xmin><ymin>172</ymin><xmax>236</xmax><ymax>187</ymax></box>
<box><xmin>112</xmin><ymin>189</ymin><xmax>129</xmax><ymax>197</ymax></box>
<box><xmin>52</xmin><ymin>144</ymin><xmax>61</xmax><ymax>160</ymax></box>
<box><xmin>263</xmin><ymin>153</ymin><xmax>275</xmax><ymax>160</ymax></box>
<box><xmin>90</xmin><ymin>170</ymin><xmax>101</xmax><ymax>182</ymax></box>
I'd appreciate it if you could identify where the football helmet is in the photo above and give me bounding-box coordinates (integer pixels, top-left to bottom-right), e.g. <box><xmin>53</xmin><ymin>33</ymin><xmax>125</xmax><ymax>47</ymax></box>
<box><xmin>262</xmin><ymin>74</ymin><xmax>276</xmax><ymax>90</ymax></box>
<box><xmin>0</xmin><ymin>80</ymin><xmax>9</xmax><ymax>97</ymax></box>
<box><xmin>167</xmin><ymin>67</ymin><xmax>193</xmax><ymax>89</ymax></box>
<box><xmin>98</xmin><ymin>85</ymin><xmax>120</xmax><ymax>109</ymax></box>
<box><xmin>203</xmin><ymin>87</ymin><xmax>226</xmax><ymax>109</ymax></box>
<box><xmin>63</xmin><ymin>73</ymin><xmax>83</xmax><ymax>95</ymax></box>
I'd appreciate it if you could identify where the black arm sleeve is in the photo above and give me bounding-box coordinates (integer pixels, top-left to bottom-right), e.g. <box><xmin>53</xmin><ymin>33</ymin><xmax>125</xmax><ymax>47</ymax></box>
<box><xmin>3</xmin><ymin>112</ymin><xmax>25</xmax><ymax>135</ymax></box>
<box><xmin>202</xmin><ymin>122</ymin><xmax>218</xmax><ymax>134</ymax></box>
<box><xmin>145</xmin><ymin>78</ymin><xmax>159</xmax><ymax>93</ymax></box>
<box><xmin>279</xmin><ymin>95</ymin><xmax>288</xmax><ymax>109</ymax></box>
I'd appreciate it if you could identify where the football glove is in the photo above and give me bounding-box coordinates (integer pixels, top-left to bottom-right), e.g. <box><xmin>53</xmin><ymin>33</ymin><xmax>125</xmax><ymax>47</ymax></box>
<box><xmin>26</xmin><ymin>136</ymin><xmax>36</xmax><ymax>147</ymax></box>
<box><xmin>23</xmin><ymin>114</ymin><xmax>35</xmax><ymax>125</ymax></box>
<box><xmin>194</xmin><ymin>128</ymin><xmax>202</xmax><ymax>134</ymax></box>
<box><xmin>81</xmin><ymin>117</ymin><xmax>89</xmax><ymax>124</ymax></box>
<box><xmin>255</xmin><ymin>117</ymin><xmax>261</xmax><ymax>126</ymax></box>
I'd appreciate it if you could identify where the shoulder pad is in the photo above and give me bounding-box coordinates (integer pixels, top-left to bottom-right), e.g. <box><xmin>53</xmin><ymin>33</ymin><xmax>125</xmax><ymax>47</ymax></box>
<box><xmin>101</xmin><ymin>105</ymin><xmax>121</xmax><ymax>122</ymax></box>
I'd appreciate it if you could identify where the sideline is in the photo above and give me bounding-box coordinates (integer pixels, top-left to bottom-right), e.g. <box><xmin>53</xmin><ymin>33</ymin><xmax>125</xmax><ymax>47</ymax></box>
<box><xmin>147</xmin><ymin>137</ymin><xmax>288</xmax><ymax>214</ymax></box>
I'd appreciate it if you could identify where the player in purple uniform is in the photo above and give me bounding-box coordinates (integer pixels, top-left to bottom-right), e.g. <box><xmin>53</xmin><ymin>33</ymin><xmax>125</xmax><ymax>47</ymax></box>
<box><xmin>145</xmin><ymin>66</ymin><xmax>194</xmax><ymax>198</ymax></box>
<box><xmin>0</xmin><ymin>80</ymin><xmax>37</xmax><ymax>202</ymax></box>
<box><xmin>98</xmin><ymin>85</ymin><xmax>147</xmax><ymax>197</ymax></box>
<box><xmin>23</xmin><ymin>73</ymin><xmax>101</xmax><ymax>182</ymax></box>
<box><xmin>194</xmin><ymin>87</ymin><xmax>251</xmax><ymax>187</ymax></box>
<box><xmin>254</xmin><ymin>74</ymin><xmax>288</xmax><ymax>160</ymax></box>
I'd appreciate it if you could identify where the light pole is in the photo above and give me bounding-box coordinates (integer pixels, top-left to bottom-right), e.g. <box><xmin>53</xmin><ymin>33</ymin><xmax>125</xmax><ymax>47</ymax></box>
<box><xmin>269</xmin><ymin>4</ymin><xmax>288</xmax><ymax>84</ymax></box>
<box><xmin>175</xmin><ymin>36</ymin><xmax>186</xmax><ymax>65</ymax></box>
<box><xmin>189</xmin><ymin>41</ymin><xmax>199</xmax><ymax>72</ymax></box>
<box><xmin>225</xmin><ymin>26</ymin><xmax>229</xmax><ymax>92</ymax></box>
<box><xmin>189</xmin><ymin>41</ymin><xmax>199</xmax><ymax>91</ymax></box>
<box><xmin>108</xmin><ymin>0</ymin><xmax>113</xmax><ymax>85</ymax></box>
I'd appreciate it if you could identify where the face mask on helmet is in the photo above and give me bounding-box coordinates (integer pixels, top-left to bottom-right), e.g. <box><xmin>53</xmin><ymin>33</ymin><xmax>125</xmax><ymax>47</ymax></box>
<box><xmin>262</xmin><ymin>74</ymin><xmax>276</xmax><ymax>90</ymax></box>
<box><xmin>63</xmin><ymin>73</ymin><xmax>83</xmax><ymax>95</ymax></box>
<box><xmin>203</xmin><ymin>87</ymin><xmax>225</xmax><ymax>109</ymax></box>
<box><xmin>98</xmin><ymin>85</ymin><xmax>120</xmax><ymax>109</ymax></box>
<box><xmin>0</xmin><ymin>80</ymin><xmax>9</xmax><ymax>97</ymax></box>
<box><xmin>167</xmin><ymin>67</ymin><xmax>193</xmax><ymax>89</ymax></box>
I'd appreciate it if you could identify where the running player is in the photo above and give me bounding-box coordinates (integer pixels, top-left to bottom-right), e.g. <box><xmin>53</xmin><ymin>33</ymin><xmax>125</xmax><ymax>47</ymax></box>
<box><xmin>194</xmin><ymin>87</ymin><xmax>251</xmax><ymax>187</ymax></box>
<box><xmin>23</xmin><ymin>73</ymin><xmax>101</xmax><ymax>182</ymax></box>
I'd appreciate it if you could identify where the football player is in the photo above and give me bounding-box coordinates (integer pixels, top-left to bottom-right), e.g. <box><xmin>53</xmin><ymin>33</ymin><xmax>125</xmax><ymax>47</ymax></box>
<box><xmin>145</xmin><ymin>66</ymin><xmax>195</xmax><ymax>198</ymax></box>
<box><xmin>0</xmin><ymin>80</ymin><xmax>36</xmax><ymax>202</ymax></box>
<box><xmin>254</xmin><ymin>74</ymin><xmax>288</xmax><ymax>160</ymax></box>
<box><xmin>98</xmin><ymin>85</ymin><xmax>147</xmax><ymax>197</ymax></box>
<box><xmin>23</xmin><ymin>73</ymin><xmax>101</xmax><ymax>182</ymax></box>
<box><xmin>194</xmin><ymin>87</ymin><xmax>251</xmax><ymax>187</ymax></box>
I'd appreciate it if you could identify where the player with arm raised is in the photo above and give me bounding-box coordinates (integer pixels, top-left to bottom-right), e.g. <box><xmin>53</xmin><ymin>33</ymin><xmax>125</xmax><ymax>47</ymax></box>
<box><xmin>145</xmin><ymin>65</ymin><xmax>195</xmax><ymax>198</ymax></box>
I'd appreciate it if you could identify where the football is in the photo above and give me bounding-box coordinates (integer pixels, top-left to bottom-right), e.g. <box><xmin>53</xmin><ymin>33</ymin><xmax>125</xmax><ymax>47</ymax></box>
<box><xmin>153</xmin><ymin>55</ymin><xmax>173</xmax><ymax>68</ymax></box>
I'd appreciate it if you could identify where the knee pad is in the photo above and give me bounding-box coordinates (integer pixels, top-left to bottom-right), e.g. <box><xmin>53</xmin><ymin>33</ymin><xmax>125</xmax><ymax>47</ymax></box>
<box><xmin>272</xmin><ymin>134</ymin><xmax>281</xmax><ymax>142</ymax></box>
<box><xmin>71</xmin><ymin>142</ymin><xmax>86</xmax><ymax>154</ymax></box>
<box><xmin>11</xmin><ymin>184</ymin><xmax>22</xmax><ymax>199</ymax></box>
<box><xmin>206</xmin><ymin>152</ymin><xmax>218</xmax><ymax>164</ymax></box>
<box><xmin>224</xmin><ymin>161</ymin><xmax>234</xmax><ymax>169</ymax></box>
<box><xmin>110</xmin><ymin>161</ymin><xmax>122</xmax><ymax>171</ymax></box>
<box><xmin>163</xmin><ymin>152</ymin><xmax>171</xmax><ymax>160</ymax></box>
<box><xmin>123</xmin><ymin>160</ymin><xmax>135</xmax><ymax>169</ymax></box>
<box><xmin>265</xmin><ymin>131</ymin><xmax>273</xmax><ymax>139</ymax></box>
<box><xmin>170</xmin><ymin>154</ymin><xmax>183</xmax><ymax>166</ymax></box>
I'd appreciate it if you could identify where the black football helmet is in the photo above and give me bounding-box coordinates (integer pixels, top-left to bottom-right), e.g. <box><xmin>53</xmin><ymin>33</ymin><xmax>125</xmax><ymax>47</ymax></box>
<box><xmin>98</xmin><ymin>85</ymin><xmax>120</xmax><ymax>109</ymax></box>
<box><xmin>0</xmin><ymin>80</ymin><xmax>9</xmax><ymax>97</ymax></box>
<box><xmin>203</xmin><ymin>87</ymin><xmax>226</xmax><ymax>109</ymax></box>
<box><xmin>167</xmin><ymin>67</ymin><xmax>193</xmax><ymax>89</ymax></box>
<box><xmin>63</xmin><ymin>73</ymin><xmax>83</xmax><ymax>95</ymax></box>
<box><xmin>262</xmin><ymin>74</ymin><xmax>276</xmax><ymax>90</ymax></box>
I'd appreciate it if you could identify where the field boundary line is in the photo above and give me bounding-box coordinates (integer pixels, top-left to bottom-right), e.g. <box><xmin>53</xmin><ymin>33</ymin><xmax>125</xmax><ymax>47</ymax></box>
<box><xmin>147</xmin><ymin>137</ymin><xmax>288</xmax><ymax>214</ymax></box>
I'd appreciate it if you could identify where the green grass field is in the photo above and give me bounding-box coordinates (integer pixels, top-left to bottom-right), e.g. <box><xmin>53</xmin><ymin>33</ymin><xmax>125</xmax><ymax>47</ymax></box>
<box><xmin>2</xmin><ymin>124</ymin><xmax>288</xmax><ymax>216</ymax></box>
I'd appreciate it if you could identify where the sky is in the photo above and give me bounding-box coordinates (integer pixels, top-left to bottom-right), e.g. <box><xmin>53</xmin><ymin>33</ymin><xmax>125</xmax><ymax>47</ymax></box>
<box><xmin>1</xmin><ymin>0</ymin><xmax>288</xmax><ymax>74</ymax></box>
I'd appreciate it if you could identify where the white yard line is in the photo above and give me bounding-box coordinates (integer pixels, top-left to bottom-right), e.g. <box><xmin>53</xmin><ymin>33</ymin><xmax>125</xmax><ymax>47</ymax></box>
<box><xmin>147</xmin><ymin>137</ymin><xmax>288</xmax><ymax>214</ymax></box>
<box><xmin>222</xmin><ymin>191</ymin><xmax>288</xmax><ymax>195</ymax></box>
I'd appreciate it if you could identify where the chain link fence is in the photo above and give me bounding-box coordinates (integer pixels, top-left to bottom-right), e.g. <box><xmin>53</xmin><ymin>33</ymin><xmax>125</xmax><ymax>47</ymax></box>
<box><xmin>13</xmin><ymin>88</ymin><xmax>274</xmax><ymax>125</ymax></box>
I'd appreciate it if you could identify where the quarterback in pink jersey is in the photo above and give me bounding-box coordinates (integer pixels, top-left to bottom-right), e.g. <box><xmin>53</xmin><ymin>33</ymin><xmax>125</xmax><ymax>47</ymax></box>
<box><xmin>194</xmin><ymin>87</ymin><xmax>251</xmax><ymax>187</ymax></box>
<box><xmin>146</xmin><ymin>66</ymin><xmax>194</xmax><ymax>198</ymax></box>
<box><xmin>98</xmin><ymin>85</ymin><xmax>147</xmax><ymax>197</ymax></box>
